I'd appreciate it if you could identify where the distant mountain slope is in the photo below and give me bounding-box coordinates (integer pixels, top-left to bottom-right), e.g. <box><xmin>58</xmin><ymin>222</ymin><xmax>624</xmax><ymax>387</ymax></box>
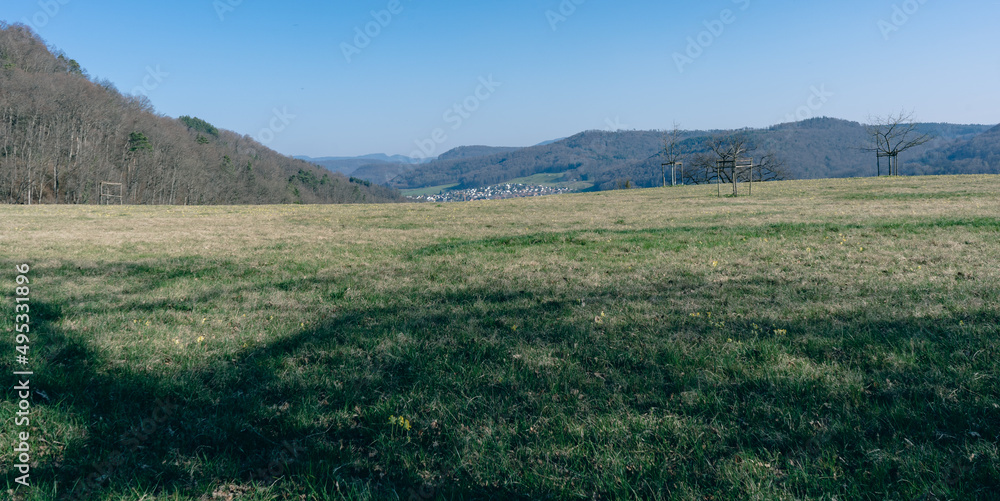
<box><xmin>766</xmin><ymin>119</ymin><xmax>989</xmax><ymax>179</ymax></box>
<box><xmin>0</xmin><ymin>24</ymin><xmax>403</xmax><ymax>204</ymax></box>
<box><xmin>302</xmin><ymin>146</ymin><xmax>516</xmax><ymax>181</ymax></box>
<box><xmin>299</xmin><ymin>157</ymin><xmax>393</xmax><ymax>176</ymax></box>
<box><xmin>910</xmin><ymin>124</ymin><xmax>1000</xmax><ymax>175</ymax></box>
<box><xmin>358</xmin><ymin>146</ymin><xmax>517</xmax><ymax>184</ymax></box>
<box><xmin>535</xmin><ymin>137</ymin><xmax>567</xmax><ymax>146</ymax></box>
<box><xmin>437</xmin><ymin>145</ymin><xmax>519</xmax><ymax>161</ymax></box>
<box><xmin>390</xmin><ymin>130</ymin><xmax>671</xmax><ymax>190</ymax></box>
<box><xmin>297</xmin><ymin>153</ymin><xmax>427</xmax><ymax>164</ymax></box>
<box><xmin>350</xmin><ymin>162</ymin><xmax>416</xmax><ymax>185</ymax></box>
<box><xmin>295</xmin><ymin>153</ymin><xmax>431</xmax><ymax>178</ymax></box>
<box><xmin>596</xmin><ymin>119</ymin><xmax>991</xmax><ymax>189</ymax></box>
<box><xmin>389</xmin><ymin>118</ymin><xmax>995</xmax><ymax>192</ymax></box>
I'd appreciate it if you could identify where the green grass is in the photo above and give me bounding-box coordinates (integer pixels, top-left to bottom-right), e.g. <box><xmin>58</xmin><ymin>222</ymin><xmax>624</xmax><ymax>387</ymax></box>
<box><xmin>400</xmin><ymin>184</ymin><xmax>460</xmax><ymax>197</ymax></box>
<box><xmin>505</xmin><ymin>172</ymin><xmax>594</xmax><ymax>191</ymax></box>
<box><xmin>1</xmin><ymin>176</ymin><xmax>998</xmax><ymax>500</ymax></box>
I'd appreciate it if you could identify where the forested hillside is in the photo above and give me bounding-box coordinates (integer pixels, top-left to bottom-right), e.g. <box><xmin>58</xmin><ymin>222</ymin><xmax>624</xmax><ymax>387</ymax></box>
<box><xmin>764</xmin><ymin>118</ymin><xmax>990</xmax><ymax>180</ymax></box>
<box><xmin>295</xmin><ymin>153</ymin><xmax>428</xmax><ymax>177</ymax></box>
<box><xmin>910</xmin><ymin>124</ymin><xmax>1000</xmax><ymax>175</ymax></box>
<box><xmin>350</xmin><ymin>162</ymin><xmax>416</xmax><ymax>185</ymax></box>
<box><xmin>348</xmin><ymin>146</ymin><xmax>520</xmax><ymax>185</ymax></box>
<box><xmin>0</xmin><ymin>24</ymin><xmax>403</xmax><ymax>205</ymax></box>
<box><xmin>389</xmin><ymin>130</ymin><xmax>675</xmax><ymax>190</ymax></box>
<box><xmin>436</xmin><ymin>145</ymin><xmax>519</xmax><ymax>161</ymax></box>
<box><xmin>390</xmin><ymin>118</ymin><xmax>996</xmax><ymax>192</ymax></box>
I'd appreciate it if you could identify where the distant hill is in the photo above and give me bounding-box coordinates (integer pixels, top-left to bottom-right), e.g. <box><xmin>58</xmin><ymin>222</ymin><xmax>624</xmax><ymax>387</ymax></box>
<box><xmin>909</xmin><ymin>124</ymin><xmax>1000</xmax><ymax>175</ymax></box>
<box><xmin>350</xmin><ymin>162</ymin><xmax>416</xmax><ymax>185</ymax></box>
<box><xmin>763</xmin><ymin>118</ymin><xmax>990</xmax><ymax>179</ymax></box>
<box><xmin>389</xmin><ymin>130</ymin><xmax>673</xmax><ymax>190</ymax></box>
<box><xmin>298</xmin><ymin>157</ymin><xmax>393</xmax><ymax>176</ymax></box>
<box><xmin>535</xmin><ymin>138</ymin><xmax>567</xmax><ymax>146</ymax></box>
<box><xmin>389</xmin><ymin>118</ymin><xmax>995</xmax><ymax>192</ymax></box>
<box><xmin>437</xmin><ymin>145</ymin><xmax>519</xmax><ymax>161</ymax></box>
<box><xmin>348</xmin><ymin>147</ymin><xmax>517</xmax><ymax>185</ymax></box>
<box><xmin>0</xmin><ymin>24</ymin><xmax>403</xmax><ymax>205</ymax></box>
<box><xmin>305</xmin><ymin>146</ymin><xmax>519</xmax><ymax>184</ymax></box>
<box><xmin>295</xmin><ymin>153</ymin><xmax>430</xmax><ymax>177</ymax></box>
<box><xmin>297</xmin><ymin>153</ymin><xmax>430</xmax><ymax>165</ymax></box>
<box><xmin>765</xmin><ymin>119</ymin><xmax>989</xmax><ymax>179</ymax></box>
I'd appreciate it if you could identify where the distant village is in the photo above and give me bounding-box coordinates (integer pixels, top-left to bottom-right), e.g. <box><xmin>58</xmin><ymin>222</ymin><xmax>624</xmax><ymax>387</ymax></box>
<box><xmin>409</xmin><ymin>183</ymin><xmax>572</xmax><ymax>202</ymax></box>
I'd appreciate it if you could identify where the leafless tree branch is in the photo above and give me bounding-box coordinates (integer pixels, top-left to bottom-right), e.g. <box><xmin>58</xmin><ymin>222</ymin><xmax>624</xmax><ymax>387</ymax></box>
<box><xmin>863</xmin><ymin>111</ymin><xmax>933</xmax><ymax>176</ymax></box>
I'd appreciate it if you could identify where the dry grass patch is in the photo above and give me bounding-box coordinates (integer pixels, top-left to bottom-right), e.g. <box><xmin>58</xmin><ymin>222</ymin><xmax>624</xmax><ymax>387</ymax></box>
<box><xmin>1</xmin><ymin>175</ymin><xmax>998</xmax><ymax>500</ymax></box>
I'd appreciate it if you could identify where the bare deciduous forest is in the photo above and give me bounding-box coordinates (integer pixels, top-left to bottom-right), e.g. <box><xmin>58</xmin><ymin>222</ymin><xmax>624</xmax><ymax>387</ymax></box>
<box><xmin>0</xmin><ymin>23</ymin><xmax>403</xmax><ymax>205</ymax></box>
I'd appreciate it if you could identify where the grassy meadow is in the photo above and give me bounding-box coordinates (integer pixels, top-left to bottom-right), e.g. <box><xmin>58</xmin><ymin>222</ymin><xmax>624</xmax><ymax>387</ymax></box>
<box><xmin>1</xmin><ymin>175</ymin><xmax>998</xmax><ymax>500</ymax></box>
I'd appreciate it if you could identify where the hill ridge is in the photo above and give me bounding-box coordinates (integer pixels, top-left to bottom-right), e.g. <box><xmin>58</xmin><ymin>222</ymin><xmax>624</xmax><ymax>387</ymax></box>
<box><xmin>0</xmin><ymin>23</ymin><xmax>403</xmax><ymax>205</ymax></box>
<box><xmin>388</xmin><ymin>117</ymin><xmax>997</xmax><ymax>192</ymax></box>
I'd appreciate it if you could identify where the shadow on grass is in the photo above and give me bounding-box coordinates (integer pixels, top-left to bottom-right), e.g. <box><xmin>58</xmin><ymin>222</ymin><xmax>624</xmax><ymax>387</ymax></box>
<box><xmin>12</xmin><ymin>260</ymin><xmax>575</xmax><ymax>500</ymax></box>
<box><xmin>3</xmin><ymin>255</ymin><xmax>999</xmax><ymax>500</ymax></box>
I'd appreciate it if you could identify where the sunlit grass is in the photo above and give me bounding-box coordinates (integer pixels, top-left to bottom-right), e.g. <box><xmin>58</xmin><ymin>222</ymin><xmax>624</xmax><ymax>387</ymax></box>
<box><xmin>1</xmin><ymin>175</ymin><xmax>998</xmax><ymax>500</ymax></box>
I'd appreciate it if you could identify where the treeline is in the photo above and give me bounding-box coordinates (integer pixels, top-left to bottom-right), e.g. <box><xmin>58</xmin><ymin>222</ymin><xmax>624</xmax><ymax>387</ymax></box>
<box><xmin>0</xmin><ymin>23</ymin><xmax>403</xmax><ymax>205</ymax></box>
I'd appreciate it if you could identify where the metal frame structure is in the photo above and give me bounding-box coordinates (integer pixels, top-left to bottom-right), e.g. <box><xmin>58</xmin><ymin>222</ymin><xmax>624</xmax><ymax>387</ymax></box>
<box><xmin>716</xmin><ymin>157</ymin><xmax>755</xmax><ymax>197</ymax></box>
<box><xmin>876</xmin><ymin>151</ymin><xmax>898</xmax><ymax>177</ymax></box>
<box><xmin>661</xmin><ymin>161</ymin><xmax>684</xmax><ymax>187</ymax></box>
<box><xmin>100</xmin><ymin>182</ymin><xmax>124</xmax><ymax>205</ymax></box>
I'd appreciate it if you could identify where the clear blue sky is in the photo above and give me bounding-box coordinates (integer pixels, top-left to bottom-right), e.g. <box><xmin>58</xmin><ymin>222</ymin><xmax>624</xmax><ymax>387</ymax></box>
<box><xmin>3</xmin><ymin>0</ymin><xmax>998</xmax><ymax>158</ymax></box>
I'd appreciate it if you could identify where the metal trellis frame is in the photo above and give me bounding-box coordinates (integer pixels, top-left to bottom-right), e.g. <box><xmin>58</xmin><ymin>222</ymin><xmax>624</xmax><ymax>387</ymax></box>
<box><xmin>100</xmin><ymin>182</ymin><xmax>123</xmax><ymax>205</ymax></box>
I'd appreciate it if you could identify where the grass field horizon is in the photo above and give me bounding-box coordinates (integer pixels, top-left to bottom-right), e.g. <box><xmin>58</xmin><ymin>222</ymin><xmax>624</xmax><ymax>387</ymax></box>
<box><xmin>2</xmin><ymin>175</ymin><xmax>998</xmax><ymax>500</ymax></box>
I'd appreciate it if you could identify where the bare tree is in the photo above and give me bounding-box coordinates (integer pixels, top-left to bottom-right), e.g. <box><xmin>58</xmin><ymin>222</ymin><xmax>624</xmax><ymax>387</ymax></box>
<box><xmin>0</xmin><ymin>23</ymin><xmax>403</xmax><ymax>205</ymax></box>
<box><xmin>863</xmin><ymin>111</ymin><xmax>932</xmax><ymax>176</ymax></box>
<box><xmin>685</xmin><ymin>131</ymin><xmax>787</xmax><ymax>187</ymax></box>
<box><xmin>660</xmin><ymin>122</ymin><xmax>683</xmax><ymax>187</ymax></box>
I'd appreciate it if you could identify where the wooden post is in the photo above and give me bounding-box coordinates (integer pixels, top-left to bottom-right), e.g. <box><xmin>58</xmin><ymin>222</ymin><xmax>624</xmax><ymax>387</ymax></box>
<box><xmin>732</xmin><ymin>161</ymin><xmax>738</xmax><ymax>197</ymax></box>
<box><xmin>717</xmin><ymin>161</ymin><xmax>721</xmax><ymax>197</ymax></box>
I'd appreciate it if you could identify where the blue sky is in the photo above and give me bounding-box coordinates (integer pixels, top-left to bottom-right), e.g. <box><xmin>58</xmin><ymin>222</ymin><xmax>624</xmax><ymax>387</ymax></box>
<box><xmin>4</xmin><ymin>0</ymin><xmax>998</xmax><ymax>158</ymax></box>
